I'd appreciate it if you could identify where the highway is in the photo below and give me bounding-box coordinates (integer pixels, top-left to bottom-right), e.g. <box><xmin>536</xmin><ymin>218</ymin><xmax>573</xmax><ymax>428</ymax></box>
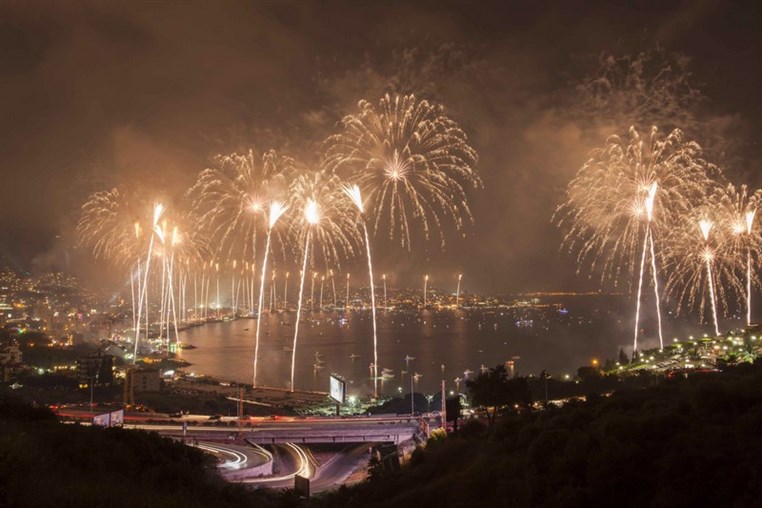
<box><xmin>55</xmin><ymin>408</ymin><xmax>427</xmax><ymax>491</ymax></box>
<box><xmin>309</xmin><ymin>443</ymin><xmax>370</xmax><ymax>492</ymax></box>
<box><xmin>241</xmin><ymin>442</ymin><xmax>313</xmax><ymax>488</ymax></box>
<box><xmin>191</xmin><ymin>441</ymin><xmax>269</xmax><ymax>470</ymax></box>
<box><xmin>240</xmin><ymin>442</ymin><xmax>369</xmax><ymax>492</ymax></box>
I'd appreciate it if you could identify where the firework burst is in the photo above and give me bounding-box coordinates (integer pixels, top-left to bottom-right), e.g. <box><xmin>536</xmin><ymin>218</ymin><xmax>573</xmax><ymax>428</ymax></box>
<box><xmin>708</xmin><ymin>183</ymin><xmax>762</xmax><ymax>326</ymax></box>
<box><xmin>556</xmin><ymin>126</ymin><xmax>719</xmax><ymax>349</ymax></box>
<box><xmin>662</xmin><ymin>208</ymin><xmax>743</xmax><ymax>334</ymax></box>
<box><xmin>286</xmin><ymin>170</ymin><xmax>360</xmax><ymax>268</ymax></box>
<box><xmin>188</xmin><ymin>149</ymin><xmax>295</xmax><ymax>265</ymax></box>
<box><xmin>323</xmin><ymin>93</ymin><xmax>480</xmax><ymax>249</ymax></box>
<box><xmin>76</xmin><ymin>188</ymin><xmax>150</xmax><ymax>266</ymax></box>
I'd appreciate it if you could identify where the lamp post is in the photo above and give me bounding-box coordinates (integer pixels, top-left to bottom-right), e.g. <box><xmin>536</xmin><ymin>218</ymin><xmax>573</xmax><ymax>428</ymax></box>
<box><xmin>405</xmin><ymin>355</ymin><xmax>415</xmax><ymax>414</ymax></box>
<box><xmin>441</xmin><ymin>364</ymin><xmax>446</xmax><ymax>429</ymax></box>
<box><xmin>412</xmin><ymin>373</ymin><xmax>422</xmax><ymax>414</ymax></box>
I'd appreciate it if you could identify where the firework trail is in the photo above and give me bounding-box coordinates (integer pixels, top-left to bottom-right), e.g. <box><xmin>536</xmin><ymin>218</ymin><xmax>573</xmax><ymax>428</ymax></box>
<box><xmin>167</xmin><ymin>226</ymin><xmax>181</xmax><ymax>348</ymax></box>
<box><xmin>270</xmin><ymin>270</ymin><xmax>276</xmax><ymax>311</ymax></box>
<box><xmin>134</xmin><ymin>203</ymin><xmax>165</xmax><ymax>362</ymax></box>
<box><xmin>423</xmin><ymin>274</ymin><xmax>429</xmax><ymax>307</ymax></box>
<box><xmin>710</xmin><ymin>183</ymin><xmax>762</xmax><ymax>326</ymax></box>
<box><xmin>310</xmin><ymin>272</ymin><xmax>316</xmax><ymax>310</ymax></box>
<box><xmin>291</xmin><ymin>200</ymin><xmax>319</xmax><ymax>392</ymax></box>
<box><xmin>456</xmin><ymin>273</ymin><xmax>462</xmax><ymax>308</ymax></box>
<box><xmin>284</xmin><ymin>271</ymin><xmax>289</xmax><ymax>310</ymax></box>
<box><xmin>345</xmin><ymin>273</ymin><xmax>350</xmax><ymax>309</ymax></box>
<box><xmin>287</xmin><ymin>172</ymin><xmax>359</xmax><ymax>391</ymax></box>
<box><xmin>556</xmin><ymin>126</ymin><xmax>718</xmax><ymax>349</ymax></box>
<box><xmin>323</xmin><ymin>93</ymin><xmax>480</xmax><ymax>249</ymax></box>
<box><xmin>343</xmin><ymin>184</ymin><xmax>380</xmax><ymax>397</ymax></box>
<box><xmin>215</xmin><ymin>262</ymin><xmax>220</xmax><ymax>317</ymax></box>
<box><xmin>700</xmin><ymin>220</ymin><xmax>720</xmax><ymax>336</ymax></box>
<box><xmin>253</xmin><ymin>201</ymin><xmax>289</xmax><ymax>388</ymax></box>
<box><xmin>633</xmin><ymin>183</ymin><xmax>658</xmax><ymax>351</ymax></box>
<box><xmin>382</xmin><ymin>273</ymin><xmax>387</xmax><ymax>309</ymax></box>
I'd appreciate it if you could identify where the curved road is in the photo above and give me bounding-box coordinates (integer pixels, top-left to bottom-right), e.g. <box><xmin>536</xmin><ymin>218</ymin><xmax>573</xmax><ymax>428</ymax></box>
<box><xmin>242</xmin><ymin>442</ymin><xmax>313</xmax><ymax>488</ymax></box>
<box><xmin>309</xmin><ymin>443</ymin><xmax>370</xmax><ymax>492</ymax></box>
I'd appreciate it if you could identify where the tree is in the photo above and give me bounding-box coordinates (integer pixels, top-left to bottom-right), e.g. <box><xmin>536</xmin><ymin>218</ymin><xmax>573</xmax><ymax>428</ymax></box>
<box><xmin>466</xmin><ymin>365</ymin><xmax>532</xmax><ymax>425</ymax></box>
<box><xmin>618</xmin><ymin>347</ymin><xmax>630</xmax><ymax>365</ymax></box>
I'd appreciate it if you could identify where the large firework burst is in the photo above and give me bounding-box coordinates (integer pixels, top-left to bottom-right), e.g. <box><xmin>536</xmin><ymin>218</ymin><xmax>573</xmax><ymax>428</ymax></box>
<box><xmin>188</xmin><ymin>149</ymin><xmax>295</xmax><ymax>264</ymax></box>
<box><xmin>556</xmin><ymin>126</ymin><xmax>719</xmax><ymax>348</ymax></box>
<box><xmin>322</xmin><ymin>93</ymin><xmax>480</xmax><ymax>249</ymax></box>
<box><xmin>556</xmin><ymin>126</ymin><xmax>717</xmax><ymax>285</ymax></box>
<box><xmin>76</xmin><ymin>188</ymin><xmax>149</xmax><ymax>267</ymax></box>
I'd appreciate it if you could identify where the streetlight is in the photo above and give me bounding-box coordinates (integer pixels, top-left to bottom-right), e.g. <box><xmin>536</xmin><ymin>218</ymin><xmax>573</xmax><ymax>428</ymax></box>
<box><xmin>405</xmin><ymin>355</ymin><xmax>415</xmax><ymax>413</ymax></box>
<box><xmin>412</xmin><ymin>373</ymin><xmax>422</xmax><ymax>414</ymax></box>
<box><xmin>441</xmin><ymin>364</ymin><xmax>446</xmax><ymax>429</ymax></box>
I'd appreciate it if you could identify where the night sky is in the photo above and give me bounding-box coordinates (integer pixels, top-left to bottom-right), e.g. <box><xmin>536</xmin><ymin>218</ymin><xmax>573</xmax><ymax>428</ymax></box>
<box><xmin>2</xmin><ymin>0</ymin><xmax>762</xmax><ymax>293</ymax></box>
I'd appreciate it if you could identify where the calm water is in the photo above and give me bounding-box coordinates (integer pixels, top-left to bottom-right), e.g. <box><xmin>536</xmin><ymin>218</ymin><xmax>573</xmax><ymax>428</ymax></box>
<box><xmin>178</xmin><ymin>295</ymin><xmax>649</xmax><ymax>396</ymax></box>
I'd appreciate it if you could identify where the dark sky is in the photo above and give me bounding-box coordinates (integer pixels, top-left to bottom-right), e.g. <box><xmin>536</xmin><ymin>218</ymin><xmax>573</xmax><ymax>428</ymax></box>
<box><xmin>2</xmin><ymin>0</ymin><xmax>762</xmax><ymax>293</ymax></box>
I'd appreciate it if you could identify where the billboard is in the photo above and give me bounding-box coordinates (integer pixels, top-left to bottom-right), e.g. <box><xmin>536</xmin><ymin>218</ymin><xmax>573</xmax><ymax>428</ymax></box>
<box><xmin>329</xmin><ymin>374</ymin><xmax>346</xmax><ymax>404</ymax></box>
<box><xmin>110</xmin><ymin>409</ymin><xmax>124</xmax><ymax>426</ymax></box>
<box><xmin>92</xmin><ymin>413</ymin><xmax>110</xmax><ymax>427</ymax></box>
<box><xmin>92</xmin><ymin>409</ymin><xmax>124</xmax><ymax>428</ymax></box>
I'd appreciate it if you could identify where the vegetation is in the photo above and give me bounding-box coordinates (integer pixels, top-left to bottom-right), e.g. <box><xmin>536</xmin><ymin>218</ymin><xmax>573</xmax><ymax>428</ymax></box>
<box><xmin>5</xmin><ymin>353</ymin><xmax>762</xmax><ymax>507</ymax></box>
<box><xmin>466</xmin><ymin>364</ymin><xmax>530</xmax><ymax>425</ymax></box>
<box><xmin>308</xmin><ymin>361</ymin><xmax>762</xmax><ymax>507</ymax></box>
<box><xmin>0</xmin><ymin>396</ymin><xmax>273</xmax><ymax>507</ymax></box>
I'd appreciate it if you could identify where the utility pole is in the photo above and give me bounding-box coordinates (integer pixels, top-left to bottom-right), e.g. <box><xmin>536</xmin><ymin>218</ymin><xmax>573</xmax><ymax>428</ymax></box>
<box><xmin>441</xmin><ymin>364</ymin><xmax>446</xmax><ymax>430</ymax></box>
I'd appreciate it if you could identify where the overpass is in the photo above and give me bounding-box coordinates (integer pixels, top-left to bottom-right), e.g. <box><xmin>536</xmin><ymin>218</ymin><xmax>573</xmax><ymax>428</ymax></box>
<box><xmin>242</xmin><ymin>425</ymin><xmax>416</xmax><ymax>445</ymax></box>
<box><xmin>125</xmin><ymin>416</ymin><xmax>428</xmax><ymax>445</ymax></box>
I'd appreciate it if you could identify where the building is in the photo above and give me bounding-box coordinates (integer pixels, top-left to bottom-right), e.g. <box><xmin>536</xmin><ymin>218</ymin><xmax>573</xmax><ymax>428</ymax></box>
<box><xmin>0</xmin><ymin>341</ymin><xmax>22</xmax><ymax>364</ymax></box>
<box><xmin>77</xmin><ymin>351</ymin><xmax>114</xmax><ymax>388</ymax></box>
<box><xmin>125</xmin><ymin>368</ymin><xmax>161</xmax><ymax>394</ymax></box>
<box><xmin>0</xmin><ymin>340</ymin><xmax>23</xmax><ymax>382</ymax></box>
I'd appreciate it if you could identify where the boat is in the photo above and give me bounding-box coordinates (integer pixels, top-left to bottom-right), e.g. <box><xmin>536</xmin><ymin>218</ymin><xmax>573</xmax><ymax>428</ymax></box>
<box><xmin>178</xmin><ymin>343</ymin><xmax>197</xmax><ymax>350</ymax></box>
